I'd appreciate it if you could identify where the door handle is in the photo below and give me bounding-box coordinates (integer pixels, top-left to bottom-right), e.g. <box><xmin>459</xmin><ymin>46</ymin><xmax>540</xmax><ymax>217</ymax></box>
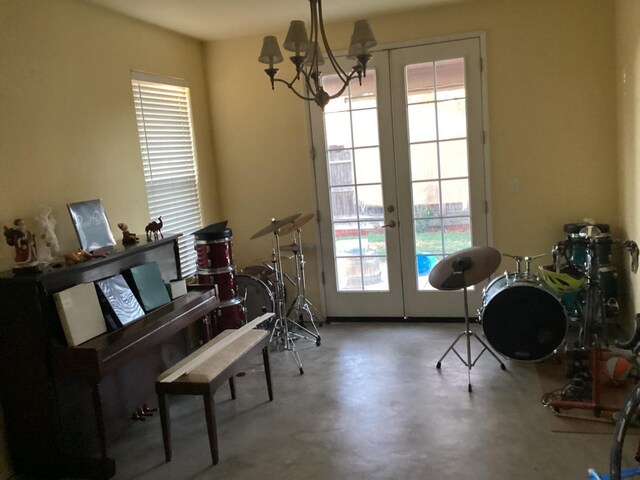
<box><xmin>382</xmin><ymin>220</ymin><xmax>397</xmax><ymax>229</ymax></box>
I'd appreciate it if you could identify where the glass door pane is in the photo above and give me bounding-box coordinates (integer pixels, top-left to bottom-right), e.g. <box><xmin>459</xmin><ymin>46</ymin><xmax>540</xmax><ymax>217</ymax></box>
<box><xmin>406</xmin><ymin>58</ymin><xmax>472</xmax><ymax>290</ymax></box>
<box><xmin>323</xmin><ymin>71</ymin><xmax>390</xmax><ymax>292</ymax></box>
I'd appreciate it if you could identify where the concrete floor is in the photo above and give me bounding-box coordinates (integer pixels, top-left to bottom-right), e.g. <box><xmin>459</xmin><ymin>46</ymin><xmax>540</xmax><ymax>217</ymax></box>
<box><xmin>108</xmin><ymin>322</ymin><xmax>614</xmax><ymax>479</ymax></box>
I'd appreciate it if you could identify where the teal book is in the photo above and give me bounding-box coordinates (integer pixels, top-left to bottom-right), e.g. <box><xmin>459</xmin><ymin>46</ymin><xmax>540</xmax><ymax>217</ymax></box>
<box><xmin>128</xmin><ymin>261</ymin><xmax>172</xmax><ymax>312</ymax></box>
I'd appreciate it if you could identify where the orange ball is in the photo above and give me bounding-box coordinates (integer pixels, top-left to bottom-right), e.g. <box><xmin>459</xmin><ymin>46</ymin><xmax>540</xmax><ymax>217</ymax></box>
<box><xmin>605</xmin><ymin>356</ymin><xmax>632</xmax><ymax>384</ymax></box>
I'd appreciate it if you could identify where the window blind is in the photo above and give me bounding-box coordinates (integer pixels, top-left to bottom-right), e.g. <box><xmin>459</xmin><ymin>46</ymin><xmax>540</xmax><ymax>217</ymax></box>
<box><xmin>131</xmin><ymin>73</ymin><xmax>202</xmax><ymax>277</ymax></box>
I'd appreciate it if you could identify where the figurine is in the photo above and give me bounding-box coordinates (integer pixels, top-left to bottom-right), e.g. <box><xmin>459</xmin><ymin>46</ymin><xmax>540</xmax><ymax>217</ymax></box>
<box><xmin>34</xmin><ymin>206</ymin><xmax>60</xmax><ymax>264</ymax></box>
<box><xmin>145</xmin><ymin>216</ymin><xmax>163</xmax><ymax>241</ymax></box>
<box><xmin>3</xmin><ymin>219</ymin><xmax>39</xmax><ymax>271</ymax></box>
<box><xmin>64</xmin><ymin>249</ymin><xmax>108</xmax><ymax>265</ymax></box>
<box><xmin>117</xmin><ymin>223</ymin><xmax>139</xmax><ymax>245</ymax></box>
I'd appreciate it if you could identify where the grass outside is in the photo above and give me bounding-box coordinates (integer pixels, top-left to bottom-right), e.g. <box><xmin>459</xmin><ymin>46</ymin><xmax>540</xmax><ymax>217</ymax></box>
<box><xmin>337</xmin><ymin>231</ymin><xmax>471</xmax><ymax>256</ymax></box>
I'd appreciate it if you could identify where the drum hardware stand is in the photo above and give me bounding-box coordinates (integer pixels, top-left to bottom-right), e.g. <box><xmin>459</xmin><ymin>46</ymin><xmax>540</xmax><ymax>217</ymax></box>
<box><xmin>572</xmin><ymin>239</ymin><xmax>610</xmax><ymax>350</ymax></box>
<box><xmin>284</xmin><ymin>230</ymin><xmax>322</xmax><ymax>347</ymax></box>
<box><xmin>542</xmin><ymin>345</ymin><xmax>619</xmax><ymax>417</ymax></box>
<box><xmin>503</xmin><ymin>253</ymin><xmax>545</xmax><ymax>277</ymax></box>
<box><xmin>271</xmin><ymin>235</ymin><xmax>305</xmax><ymax>375</ymax></box>
<box><xmin>250</xmin><ymin>214</ymin><xmax>305</xmax><ymax>374</ymax></box>
<box><xmin>431</xmin><ymin>248</ymin><xmax>506</xmax><ymax>393</ymax></box>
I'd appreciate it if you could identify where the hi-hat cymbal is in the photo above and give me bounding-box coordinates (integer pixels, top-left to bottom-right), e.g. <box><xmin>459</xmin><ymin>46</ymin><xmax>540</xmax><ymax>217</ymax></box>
<box><xmin>279</xmin><ymin>213</ymin><xmax>314</xmax><ymax>236</ymax></box>
<box><xmin>428</xmin><ymin>246</ymin><xmax>501</xmax><ymax>291</ymax></box>
<box><xmin>250</xmin><ymin>213</ymin><xmax>301</xmax><ymax>239</ymax></box>
<box><xmin>253</xmin><ymin>254</ymin><xmax>294</xmax><ymax>264</ymax></box>
<box><xmin>280</xmin><ymin>243</ymin><xmax>300</xmax><ymax>253</ymax></box>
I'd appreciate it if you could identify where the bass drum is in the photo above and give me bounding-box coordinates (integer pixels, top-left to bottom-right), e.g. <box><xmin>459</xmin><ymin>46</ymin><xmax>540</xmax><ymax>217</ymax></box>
<box><xmin>236</xmin><ymin>265</ymin><xmax>277</xmax><ymax>323</ymax></box>
<box><xmin>479</xmin><ymin>274</ymin><xmax>567</xmax><ymax>361</ymax></box>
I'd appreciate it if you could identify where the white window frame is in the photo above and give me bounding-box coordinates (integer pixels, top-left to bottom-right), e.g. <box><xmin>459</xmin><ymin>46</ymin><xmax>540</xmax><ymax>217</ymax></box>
<box><xmin>131</xmin><ymin>71</ymin><xmax>202</xmax><ymax>277</ymax></box>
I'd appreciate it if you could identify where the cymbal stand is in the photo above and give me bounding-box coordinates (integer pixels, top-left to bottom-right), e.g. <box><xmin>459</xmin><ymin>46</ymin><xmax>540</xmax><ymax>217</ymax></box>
<box><xmin>269</xmin><ymin>226</ymin><xmax>304</xmax><ymax>375</ymax></box>
<box><xmin>436</xmin><ymin>283</ymin><xmax>506</xmax><ymax>392</ymax></box>
<box><xmin>285</xmin><ymin>229</ymin><xmax>322</xmax><ymax>346</ymax></box>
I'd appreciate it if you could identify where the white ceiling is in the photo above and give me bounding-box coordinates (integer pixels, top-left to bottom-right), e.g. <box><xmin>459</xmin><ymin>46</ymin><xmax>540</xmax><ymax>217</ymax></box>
<box><xmin>84</xmin><ymin>0</ymin><xmax>467</xmax><ymax>41</ymax></box>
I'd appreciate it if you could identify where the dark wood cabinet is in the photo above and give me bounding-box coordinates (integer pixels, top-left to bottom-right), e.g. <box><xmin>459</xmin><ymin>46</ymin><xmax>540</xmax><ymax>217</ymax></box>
<box><xmin>0</xmin><ymin>235</ymin><xmax>218</xmax><ymax>478</ymax></box>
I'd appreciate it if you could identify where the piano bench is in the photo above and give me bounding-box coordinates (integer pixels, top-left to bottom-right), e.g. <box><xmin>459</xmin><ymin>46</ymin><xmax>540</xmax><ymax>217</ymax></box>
<box><xmin>155</xmin><ymin>329</ymin><xmax>273</xmax><ymax>465</ymax></box>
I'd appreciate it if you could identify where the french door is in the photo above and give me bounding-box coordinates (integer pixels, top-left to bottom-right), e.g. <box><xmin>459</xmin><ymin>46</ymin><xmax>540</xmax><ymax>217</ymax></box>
<box><xmin>310</xmin><ymin>36</ymin><xmax>489</xmax><ymax>318</ymax></box>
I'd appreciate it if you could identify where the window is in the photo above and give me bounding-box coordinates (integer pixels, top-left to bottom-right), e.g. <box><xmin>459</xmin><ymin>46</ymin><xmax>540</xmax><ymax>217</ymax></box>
<box><xmin>131</xmin><ymin>71</ymin><xmax>202</xmax><ymax>277</ymax></box>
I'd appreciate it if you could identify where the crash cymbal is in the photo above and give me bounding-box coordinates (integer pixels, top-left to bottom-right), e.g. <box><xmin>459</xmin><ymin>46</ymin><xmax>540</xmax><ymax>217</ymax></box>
<box><xmin>250</xmin><ymin>213</ymin><xmax>301</xmax><ymax>239</ymax></box>
<box><xmin>279</xmin><ymin>213</ymin><xmax>315</xmax><ymax>236</ymax></box>
<box><xmin>428</xmin><ymin>246</ymin><xmax>501</xmax><ymax>291</ymax></box>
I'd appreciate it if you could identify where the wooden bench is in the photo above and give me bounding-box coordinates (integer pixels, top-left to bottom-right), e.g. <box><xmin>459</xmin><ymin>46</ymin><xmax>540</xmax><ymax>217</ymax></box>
<box><xmin>155</xmin><ymin>327</ymin><xmax>272</xmax><ymax>465</ymax></box>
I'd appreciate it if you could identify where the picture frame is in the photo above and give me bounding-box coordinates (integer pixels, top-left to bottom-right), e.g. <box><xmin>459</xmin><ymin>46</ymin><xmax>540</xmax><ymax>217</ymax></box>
<box><xmin>67</xmin><ymin>199</ymin><xmax>116</xmax><ymax>253</ymax></box>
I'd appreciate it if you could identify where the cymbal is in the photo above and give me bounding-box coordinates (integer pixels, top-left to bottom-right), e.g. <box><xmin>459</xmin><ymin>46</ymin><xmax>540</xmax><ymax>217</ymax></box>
<box><xmin>279</xmin><ymin>213</ymin><xmax>314</xmax><ymax>236</ymax></box>
<box><xmin>250</xmin><ymin>213</ymin><xmax>301</xmax><ymax>239</ymax></box>
<box><xmin>428</xmin><ymin>246</ymin><xmax>501</xmax><ymax>291</ymax></box>
<box><xmin>253</xmin><ymin>254</ymin><xmax>293</xmax><ymax>263</ymax></box>
<box><xmin>280</xmin><ymin>243</ymin><xmax>300</xmax><ymax>253</ymax></box>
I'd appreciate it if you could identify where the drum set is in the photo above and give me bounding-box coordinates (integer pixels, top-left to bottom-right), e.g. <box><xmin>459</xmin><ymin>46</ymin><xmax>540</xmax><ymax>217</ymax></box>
<box><xmin>243</xmin><ymin>213</ymin><xmax>322</xmax><ymax>375</ymax></box>
<box><xmin>193</xmin><ymin>216</ymin><xmax>321</xmax><ymax>374</ymax></box>
<box><xmin>430</xmin><ymin>222</ymin><xmax>639</xmax><ymax>395</ymax></box>
<box><xmin>431</xmin><ymin>247</ymin><xmax>569</xmax><ymax>392</ymax></box>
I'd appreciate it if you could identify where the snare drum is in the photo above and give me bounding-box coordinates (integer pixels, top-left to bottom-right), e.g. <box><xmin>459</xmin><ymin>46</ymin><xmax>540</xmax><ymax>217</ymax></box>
<box><xmin>197</xmin><ymin>265</ymin><xmax>236</xmax><ymax>301</ymax></box>
<box><xmin>236</xmin><ymin>265</ymin><xmax>278</xmax><ymax>322</ymax></box>
<box><xmin>214</xmin><ymin>297</ymin><xmax>244</xmax><ymax>333</ymax></box>
<box><xmin>479</xmin><ymin>274</ymin><xmax>567</xmax><ymax>361</ymax></box>
<box><xmin>195</xmin><ymin>228</ymin><xmax>234</xmax><ymax>270</ymax></box>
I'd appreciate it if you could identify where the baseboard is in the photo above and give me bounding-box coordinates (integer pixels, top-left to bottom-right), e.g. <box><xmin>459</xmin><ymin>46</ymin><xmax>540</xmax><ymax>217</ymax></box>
<box><xmin>326</xmin><ymin>316</ymin><xmax>472</xmax><ymax>324</ymax></box>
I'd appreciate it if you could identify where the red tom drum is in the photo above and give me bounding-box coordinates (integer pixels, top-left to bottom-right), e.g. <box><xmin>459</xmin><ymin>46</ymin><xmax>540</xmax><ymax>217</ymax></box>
<box><xmin>195</xmin><ymin>237</ymin><xmax>233</xmax><ymax>270</ymax></box>
<box><xmin>197</xmin><ymin>265</ymin><xmax>236</xmax><ymax>301</ymax></box>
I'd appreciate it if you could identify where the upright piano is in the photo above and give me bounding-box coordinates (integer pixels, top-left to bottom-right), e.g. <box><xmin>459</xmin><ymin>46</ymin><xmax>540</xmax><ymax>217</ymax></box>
<box><xmin>0</xmin><ymin>235</ymin><xmax>219</xmax><ymax>478</ymax></box>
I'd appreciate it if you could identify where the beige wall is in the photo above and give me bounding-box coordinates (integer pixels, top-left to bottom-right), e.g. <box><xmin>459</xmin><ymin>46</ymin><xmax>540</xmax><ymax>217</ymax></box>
<box><xmin>0</xmin><ymin>0</ymin><xmax>220</xmax><ymax>273</ymax></box>
<box><xmin>616</xmin><ymin>0</ymin><xmax>640</xmax><ymax>319</ymax></box>
<box><xmin>0</xmin><ymin>0</ymin><xmax>633</xmax><ymax>475</ymax></box>
<box><xmin>205</xmin><ymin>0</ymin><xmax>617</xmax><ymax>313</ymax></box>
<box><xmin>0</xmin><ymin>1</ymin><xmax>220</xmax><ymax>475</ymax></box>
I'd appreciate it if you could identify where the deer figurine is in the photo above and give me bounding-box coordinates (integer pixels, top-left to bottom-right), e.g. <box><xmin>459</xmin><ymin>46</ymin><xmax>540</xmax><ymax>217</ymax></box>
<box><xmin>145</xmin><ymin>216</ymin><xmax>164</xmax><ymax>241</ymax></box>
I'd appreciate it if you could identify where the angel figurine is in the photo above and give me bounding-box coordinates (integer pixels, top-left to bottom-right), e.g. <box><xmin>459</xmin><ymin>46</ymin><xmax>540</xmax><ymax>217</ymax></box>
<box><xmin>34</xmin><ymin>206</ymin><xmax>60</xmax><ymax>264</ymax></box>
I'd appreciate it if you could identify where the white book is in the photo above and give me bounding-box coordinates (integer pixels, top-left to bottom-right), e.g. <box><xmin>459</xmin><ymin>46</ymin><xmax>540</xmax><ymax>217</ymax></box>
<box><xmin>53</xmin><ymin>282</ymin><xmax>107</xmax><ymax>346</ymax></box>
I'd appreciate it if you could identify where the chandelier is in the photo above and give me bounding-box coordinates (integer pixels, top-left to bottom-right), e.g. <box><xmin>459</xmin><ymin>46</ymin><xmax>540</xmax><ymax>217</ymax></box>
<box><xmin>258</xmin><ymin>0</ymin><xmax>377</xmax><ymax>109</ymax></box>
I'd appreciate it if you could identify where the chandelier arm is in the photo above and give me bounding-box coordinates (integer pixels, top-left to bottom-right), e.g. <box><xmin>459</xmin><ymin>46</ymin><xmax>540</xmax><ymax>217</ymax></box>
<box><xmin>272</xmin><ymin>77</ymin><xmax>318</xmax><ymax>102</ymax></box>
<box><xmin>325</xmin><ymin>70</ymin><xmax>360</xmax><ymax>100</ymax></box>
<box><xmin>309</xmin><ymin>0</ymin><xmax>318</xmax><ymax>43</ymax></box>
<box><xmin>307</xmin><ymin>0</ymin><xmax>321</xmax><ymax>89</ymax></box>
<box><xmin>316</xmin><ymin>0</ymin><xmax>349</xmax><ymax>83</ymax></box>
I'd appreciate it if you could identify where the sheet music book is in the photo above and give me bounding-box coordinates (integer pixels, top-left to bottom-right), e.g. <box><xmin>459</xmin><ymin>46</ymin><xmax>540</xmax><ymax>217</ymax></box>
<box><xmin>53</xmin><ymin>283</ymin><xmax>107</xmax><ymax>346</ymax></box>
<box><xmin>96</xmin><ymin>275</ymin><xmax>145</xmax><ymax>328</ymax></box>
<box><xmin>127</xmin><ymin>262</ymin><xmax>171</xmax><ymax>312</ymax></box>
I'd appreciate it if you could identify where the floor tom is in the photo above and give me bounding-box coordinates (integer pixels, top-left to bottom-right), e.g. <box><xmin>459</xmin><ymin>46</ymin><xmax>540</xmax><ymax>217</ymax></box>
<box><xmin>214</xmin><ymin>297</ymin><xmax>244</xmax><ymax>333</ymax></box>
<box><xmin>197</xmin><ymin>265</ymin><xmax>236</xmax><ymax>301</ymax></box>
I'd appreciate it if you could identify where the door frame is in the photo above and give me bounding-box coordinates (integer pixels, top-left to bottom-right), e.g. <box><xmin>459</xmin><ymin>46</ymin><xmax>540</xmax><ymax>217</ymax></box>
<box><xmin>306</xmin><ymin>32</ymin><xmax>493</xmax><ymax>319</ymax></box>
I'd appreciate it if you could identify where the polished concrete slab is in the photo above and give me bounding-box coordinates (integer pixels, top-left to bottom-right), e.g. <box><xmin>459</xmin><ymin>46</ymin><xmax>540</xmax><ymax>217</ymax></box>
<box><xmin>108</xmin><ymin>323</ymin><xmax>613</xmax><ymax>479</ymax></box>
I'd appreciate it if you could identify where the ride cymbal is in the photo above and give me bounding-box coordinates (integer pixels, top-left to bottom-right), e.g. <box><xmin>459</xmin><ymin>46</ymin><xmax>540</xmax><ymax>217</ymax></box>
<box><xmin>250</xmin><ymin>213</ymin><xmax>301</xmax><ymax>239</ymax></box>
<box><xmin>428</xmin><ymin>246</ymin><xmax>501</xmax><ymax>291</ymax></box>
<box><xmin>279</xmin><ymin>213</ymin><xmax>314</xmax><ymax>236</ymax></box>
